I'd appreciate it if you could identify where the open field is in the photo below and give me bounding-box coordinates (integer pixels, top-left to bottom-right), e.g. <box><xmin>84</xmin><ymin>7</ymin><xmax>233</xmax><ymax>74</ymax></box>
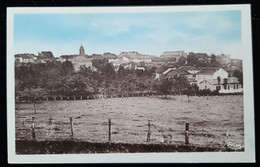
<box><xmin>15</xmin><ymin>95</ymin><xmax>244</xmax><ymax>151</ymax></box>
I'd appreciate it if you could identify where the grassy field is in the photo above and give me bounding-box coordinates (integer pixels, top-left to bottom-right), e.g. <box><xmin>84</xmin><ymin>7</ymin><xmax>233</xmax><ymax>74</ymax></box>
<box><xmin>15</xmin><ymin>95</ymin><xmax>244</xmax><ymax>150</ymax></box>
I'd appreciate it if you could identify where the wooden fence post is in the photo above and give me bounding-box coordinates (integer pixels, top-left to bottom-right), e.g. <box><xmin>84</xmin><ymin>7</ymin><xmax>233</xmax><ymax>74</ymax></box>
<box><xmin>70</xmin><ymin>117</ymin><xmax>74</xmax><ymax>139</ymax></box>
<box><xmin>147</xmin><ymin>120</ymin><xmax>151</xmax><ymax>142</ymax></box>
<box><xmin>31</xmin><ymin>117</ymin><xmax>36</xmax><ymax>140</ymax></box>
<box><xmin>185</xmin><ymin>122</ymin><xmax>189</xmax><ymax>144</ymax></box>
<box><xmin>49</xmin><ymin>117</ymin><xmax>53</xmax><ymax>128</ymax></box>
<box><xmin>108</xmin><ymin>119</ymin><xmax>111</xmax><ymax>142</ymax></box>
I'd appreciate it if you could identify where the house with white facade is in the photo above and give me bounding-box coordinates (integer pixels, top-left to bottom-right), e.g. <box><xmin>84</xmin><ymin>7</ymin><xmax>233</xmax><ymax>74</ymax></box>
<box><xmin>196</xmin><ymin>68</ymin><xmax>228</xmax><ymax>82</ymax></box>
<box><xmin>135</xmin><ymin>66</ymin><xmax>145</xmax><ymax>71</ymax></box>
<box><xmin>196</xmin><ymin>67</ymin><xmax>242</xmax><ymax>93</ymax></box>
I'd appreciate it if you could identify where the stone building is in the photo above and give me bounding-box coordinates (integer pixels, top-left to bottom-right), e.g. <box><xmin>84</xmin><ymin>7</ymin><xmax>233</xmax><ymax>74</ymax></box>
<box><xmin>71</xmin><ymin>45</ymin><xmax>92</xmax><ymax>71</ymax></box>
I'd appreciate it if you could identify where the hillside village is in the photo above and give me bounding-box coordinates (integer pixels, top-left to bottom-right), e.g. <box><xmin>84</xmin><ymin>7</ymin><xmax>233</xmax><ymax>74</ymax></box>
<box><xmin>15</xmin><ymin>45</ymin><xmax>243</xmax><ymax>100</ymax></box>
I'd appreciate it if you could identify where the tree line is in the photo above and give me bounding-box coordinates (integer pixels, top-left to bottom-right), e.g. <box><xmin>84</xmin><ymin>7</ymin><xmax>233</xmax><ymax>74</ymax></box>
<box><xmin>15</xmin><ymin>59</ymin><xmax>201</xmax><ymax>104</ymax></box>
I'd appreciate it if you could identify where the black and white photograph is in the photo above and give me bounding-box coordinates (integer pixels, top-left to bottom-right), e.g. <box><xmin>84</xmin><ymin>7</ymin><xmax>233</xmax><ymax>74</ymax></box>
<box><xmin>7</xmin><ymin>5</ymin><xmax>255</xmax><ymax>163</ymax></box>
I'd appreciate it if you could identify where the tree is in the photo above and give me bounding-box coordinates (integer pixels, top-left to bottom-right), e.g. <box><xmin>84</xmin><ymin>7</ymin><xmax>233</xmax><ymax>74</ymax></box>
<box><xmin>64</xmin><ymin>74</ymin><xmax>93</xmax><ymax>97</ymax></box>
<box><xmin>61</xmin><ymin>60</ymin><xmax>74</xmax><ymax>75</ymax></box>
<box><xmin>233</xmin><ymin>70</ymin><xmax>243</xmax><ymax>86</ymax></box>
<box><xmin>157</xmin><ymin>77</ymin><xmax>173</xmax><ymax>98</ymax></box>
<box><xmin>19</xmin><ymin>87</ymin><xmax>47</xmax><ymax>114</ymax></box>
<box><xmin>117</xmin><ymin>65</ymin><xmax>126</xmax><ymax>78</ymax></box>
<box><xmin>172</xmin><ymin>75</ymin><xmax>190</xmax><ymax>95</ymax></box>
<box><xmin>210</xmin><ymin>54</ymin><xmax>220</xmax><ymax>67</ymax></box>
<box><xmin>210</xmin><ymin>54</ymin><xmax>216</xmax><ymax>64</ymax></box>
<box><xmin>183</xmin><ymin>84</ymin><xmax>199</xmax><ymax>102</ymax></box>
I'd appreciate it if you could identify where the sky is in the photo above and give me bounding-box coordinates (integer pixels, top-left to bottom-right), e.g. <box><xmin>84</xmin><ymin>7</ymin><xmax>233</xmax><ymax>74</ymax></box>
<box><xmin>14</xmin><ymin>11</ymin><xmax>242</xmax><ymax>59</ymax></box>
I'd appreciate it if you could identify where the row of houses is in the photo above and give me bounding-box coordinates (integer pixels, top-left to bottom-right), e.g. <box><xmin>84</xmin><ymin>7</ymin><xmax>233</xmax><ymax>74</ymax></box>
<box><xmin>15</xmin><ymin>46</ymin><xmax>243</xmax><ymax>94</ymax></box>
<box><xmin>15</xmin><ymin>46</ymin><xmax>150</xmax><ymax>72</ymax></box>
<box><xmin>15</xmin><ymin>45</ymin><xmax>94</xmax><ymax>72</ymax></box>
<box><xmin>155</xmin><ymin>66</ymin><xmax>243</xmax><ymax>94</ymax></box>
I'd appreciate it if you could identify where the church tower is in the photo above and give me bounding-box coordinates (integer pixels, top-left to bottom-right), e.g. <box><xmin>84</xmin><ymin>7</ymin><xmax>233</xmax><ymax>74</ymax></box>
<box><xmin>79</xmin><ymin>44</ymin><xmax>85</xmax><ymax>57</ymax></box>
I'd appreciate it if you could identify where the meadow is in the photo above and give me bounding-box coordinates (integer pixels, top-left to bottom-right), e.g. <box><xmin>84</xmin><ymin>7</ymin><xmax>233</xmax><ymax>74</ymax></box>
<box><xmin>15</xmin><ymin>95</ymin><xmax>244</xmax><ymax>150</ymax></box>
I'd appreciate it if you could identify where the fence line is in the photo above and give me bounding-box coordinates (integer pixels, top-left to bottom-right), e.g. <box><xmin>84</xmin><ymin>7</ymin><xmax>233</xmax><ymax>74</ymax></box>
<box><xmin>16</xmin><ymin>116</ymin><xmax>196</xmax><ymax>145</ymax></box>
<box><xmin>16</xmin><ymin>92</ymin><xmax>200</xmax><ymax>103</ymax></box>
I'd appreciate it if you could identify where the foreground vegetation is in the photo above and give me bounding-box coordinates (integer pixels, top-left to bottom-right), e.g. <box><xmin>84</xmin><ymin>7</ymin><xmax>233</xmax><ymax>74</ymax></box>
<box><xmin>16</xmin><ymin>95</ymin><xmax>244</xmax><ymax>152</ymax></box>
<box><xmin>16</xmin><ymin>140</ymin><xmax>243</xmax><ymax>154</ymax></box>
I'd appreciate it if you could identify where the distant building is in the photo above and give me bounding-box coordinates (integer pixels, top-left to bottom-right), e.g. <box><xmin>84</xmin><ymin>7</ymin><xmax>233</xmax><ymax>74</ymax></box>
<box><xmin>79</xmin><ymin>45</ymin><xmax>85</xmax><ymax>57</ymax></box>
<box><xmin>135</xmin><ymin>66</ymin><xmax>145</xmax><ymax>71</ymax></box>
<box><xmin>198</xmin><ymin>77</ymin><xmax>243</xmax><ymax>93</ymax></box>
<box><xmin>71</xmin><ymin>45</ymin><xmax>93</xmax><ymax>71</ymax></box>
<box><xmin>165</xmin><ymin>69</ymin><xmax>189</xmax><ymax>78</ymax></box>
<box><xmin>155</xmin><ymin>65</ymin><xmax>169</xmax><ymax>79</ymax></box>
<box><xmin>111</xmin><ymin>57</ymin><xmax>130</xmax><ymax>67</ymax></box>
<box><xmin>161</xmin><ymin>51</ymin><xmax>187</xmax><ymax>62</ymax></box>
<box><xmin>37</xmin><ymin>51</ymin><xmax>56</xmax><ymax>63</ymax></box>
<box><xmin>15</xmin><ymin>53</ymin><xmax>36</xmax><ymax>63</ymax></box>
<box><xmin>59</xmin><ymin>55</ymin><xmax>76</xmax><ymax>62</ymax></box>
<box><xmin>196</xmin><ymin>67</ymin><xmax>242</xmax><ymax>93</ymax></box>
<box><xmin>178</xmin><ymin>66</ymin><xmax>199</xmax><ymax>75</ymax></box>
<box><xmin>178</xmin><ymin>66</ymin><xmax>199</xmax><ymax>85</ymax></box>
<box><xmin>196</xmin><ymin>67</ymin><xmax>228</xmax><ymax>82</ymax></box>
<box><xmin>163</xmin><ymin>68</ymin><xmax>177</xmax><ymax>75</ymax></box>
<box><xmin>216</xmin><ymin>54</ymin><xmax>231</xmax><ymax>65</ymax></box>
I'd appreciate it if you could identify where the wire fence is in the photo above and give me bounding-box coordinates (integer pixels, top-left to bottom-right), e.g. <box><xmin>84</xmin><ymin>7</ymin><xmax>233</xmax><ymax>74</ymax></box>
<box><xmin>16</xmin><ymin>116</ymin><xmax>194</xmax><ymax>145</ymax></box>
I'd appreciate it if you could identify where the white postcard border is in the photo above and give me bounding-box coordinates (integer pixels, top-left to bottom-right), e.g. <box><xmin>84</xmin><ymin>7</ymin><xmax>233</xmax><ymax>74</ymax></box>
<box><xmin>7</xmin><ymin>5</ymin><xmax>255</xmax><ymax>163</ymax></box>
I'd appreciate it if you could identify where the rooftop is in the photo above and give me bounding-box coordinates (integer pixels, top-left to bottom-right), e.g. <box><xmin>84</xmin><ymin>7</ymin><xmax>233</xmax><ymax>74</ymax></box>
<box><xmin>196</xmin><ymin>67</ymin><xmax>219</xmax><ymax>75</ymax></box>
<box><xmin>38</xmin><ymin>51</ymin><xmax>55</xmax><ymax>60</ymax></box>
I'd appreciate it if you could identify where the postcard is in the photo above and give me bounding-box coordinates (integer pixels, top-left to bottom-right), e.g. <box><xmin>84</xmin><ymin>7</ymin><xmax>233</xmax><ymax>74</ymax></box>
<box><xmin>7</xmin><ymin>5</ymin><xmax>255</xmax><ymax>163</ymax></box>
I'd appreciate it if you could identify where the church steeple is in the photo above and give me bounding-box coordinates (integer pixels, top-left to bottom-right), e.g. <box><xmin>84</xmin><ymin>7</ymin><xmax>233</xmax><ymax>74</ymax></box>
<box><xmin>79</xmin><ymin>44</ymin><xmax>85</xmax><ymax>57</ymax></box>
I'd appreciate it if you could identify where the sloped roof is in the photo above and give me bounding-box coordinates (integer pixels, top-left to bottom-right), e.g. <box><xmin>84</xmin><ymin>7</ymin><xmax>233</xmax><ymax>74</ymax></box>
<box><xmin>165</xmin><ymin>69</ymin><xmax>189</xmax><ymax>77</ymax></box>
<box><xmin>113</xmin><ymin>59</ymin><xmax>128</xmax><ymax>65</ymax></box>
<box><xmin>155</xmin><ymin>66</ymin><xmax>168</xmax><ymax>73</ymax></box>
<box><xmin>178</xmin><ymin>66</ymin><xmax>192</xmax><ymax>71</ymax></box>
<box><xmin>165</xmin><ymin>70</ymin><xmax>180</xmax><ymax>77</ymax></box>
<box><xmin>15</xmin><ymin>54</ymin><xmax>36</xmax><ymax>59</ymax></box>
<box><xmin>71</xmin><ymin>56</ymin><xmax>92</xmax><ymax>63</ymax></box>
<box><xmin>103</xmin><ymin>52</ymin><xmax>117</xmax><ymax>59</ymax></box>
<box><xmin>163</xmin><ymin>68</ymin><xmax>177</xmax><ymax>75</ymax></box>
<box><xmin>196</xmin><ymin>67</ymin><xmax>219</xmax><ymax>75</ymax></box>
<box><xmin>161</xmin><ymin>51</ymin><xmax>187</xmax><ymax>58</ymax></box>
<box><xmin>60</xmin><ymin>55</ymin><xmax>76</xmax><ymax>59</ymax></box>
<box><xmin>38</xmin><ymin>51</ymin><xmax>55</xmax><ymax>60</ymax></box>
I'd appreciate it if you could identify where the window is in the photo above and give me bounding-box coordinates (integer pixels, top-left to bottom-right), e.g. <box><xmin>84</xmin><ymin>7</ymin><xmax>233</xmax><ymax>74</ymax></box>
<box><xmin>228</xmin><ymin>85</ymin><xmax>230</xmax><ymax>90</ymax></box>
